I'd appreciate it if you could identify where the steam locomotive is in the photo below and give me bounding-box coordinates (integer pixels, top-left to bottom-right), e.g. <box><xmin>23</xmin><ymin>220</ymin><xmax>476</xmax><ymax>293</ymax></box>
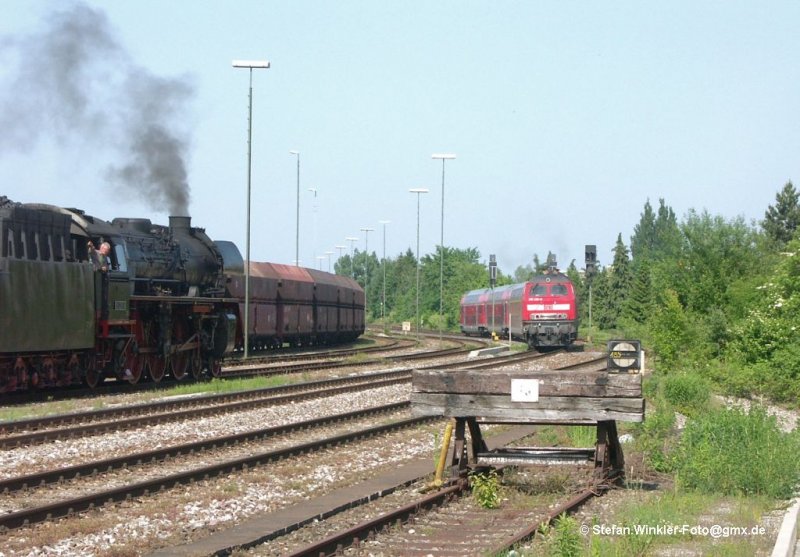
<box><xmin>0</xmin><ymin>198</ymin><xmax>364</xmax><ymax>393</ymax></box>
<box><xmin>459</xmin><ymin>272</ymin><xmax>579</xmax><ymax>349</ymax></box>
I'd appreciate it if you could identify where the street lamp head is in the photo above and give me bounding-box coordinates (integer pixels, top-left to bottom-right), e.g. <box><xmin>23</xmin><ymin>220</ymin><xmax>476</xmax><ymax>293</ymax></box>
<box><xmin>409</xmin><ymin>188</ymin><xmax>429</xmax><ymax>194</ymax></box>
<box><xmin>346</xmin><ymin>236</ymin><xmax>359</xmax><ymax>242</ymax></box>
<box><xmin>308</xmin><ymin>188</ymin><xmax>317</xmax><ymax>196</ymax></box>
<box><xmin>289</xmin><ymin>150</ymin><xmax>299</xmax><ymax>155</ymax></box>
<box><xmin>379</xmin><ymin>220</ymin><xmax>390</xmax><ymax>225</ymax></box>
<box><xmin>335</xmin><ymin>245</ymin><xmax>347</xmax><ymax>249</ymax></box>
<box><xmin>360</xmin><ymin>227</ymin><xmax>375</xmax><ymax>232</ymax></box>
<box><xmin>325</xmin><ymin>251</ymin><xmax>334</xmax><ymax>255</ymax></box>
<box><xmin>232</xmin><ymin>60</ymin><xmax>270</xmax><ymax>68</ymax></box>
<box><xmin>431</xmin><ymin>153</ymin><xmax>456</xmax><ymax>160</ymax></box>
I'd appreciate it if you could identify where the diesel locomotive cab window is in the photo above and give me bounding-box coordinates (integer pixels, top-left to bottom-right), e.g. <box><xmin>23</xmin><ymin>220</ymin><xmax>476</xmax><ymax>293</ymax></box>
<box><xmin>531</xmin><ymin>284</ymin><xmax>547</xmax><ymax>296</ymax></box>
<box><xmin>551</xmin><ymin>284</ymin><xmax>567</xmax><ymax>296</ymax></box>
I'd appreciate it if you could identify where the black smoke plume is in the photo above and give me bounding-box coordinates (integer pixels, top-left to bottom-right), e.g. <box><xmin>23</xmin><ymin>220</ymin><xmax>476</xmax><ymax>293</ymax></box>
<box><xmin>0</xmin><ymin>2</ymin><xmax>194</xmax><ymax>216</ymax></box>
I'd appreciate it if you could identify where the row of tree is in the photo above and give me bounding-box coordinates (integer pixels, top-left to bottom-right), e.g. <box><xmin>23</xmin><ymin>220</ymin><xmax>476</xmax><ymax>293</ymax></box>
<box><xmin>335</xmin><ymin>181</ymin><xmax>800</xmax><ymax>403</ymax></box>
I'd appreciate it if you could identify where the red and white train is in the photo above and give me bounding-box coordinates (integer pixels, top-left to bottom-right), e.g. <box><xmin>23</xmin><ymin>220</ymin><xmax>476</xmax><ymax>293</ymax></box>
<box><xmin>459</xmin><ymin>272</ymin><xmax>579</xmax><ymax>349</ymax></box>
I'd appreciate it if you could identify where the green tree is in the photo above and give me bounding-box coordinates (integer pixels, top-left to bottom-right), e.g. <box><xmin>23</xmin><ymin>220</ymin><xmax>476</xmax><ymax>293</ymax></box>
<box><xmin>630</xmin><ymin>199</ymin><xmax>656</xmax><ymax>262</ymax></box>
<box><xmin>513</xmin><ymin>263</ymin><xmax>534</xmax><ymax>282</ymax></box>
<box><xmin>624</xmin><ymin>258</ymin><xmax>653</xmax><ymax>323</ymax></box>
<box><xmin>762</xmin><ymin>181</ymin><xmax>800</xmax><ymax>247</ymax></box>
<box><xmin>654</xmin><ymin>199</ymin><xmax>682</xmax><ymax>260</ymax></box>
<box><xmin>678</xmin><ymin>210</ymin><xmax>761</xmax><ymax>313</ymax></box>
<box><xmin>594</xmin><ymin>234</ymin><xmax>632</xmax><ymax>329</ymax></box>
<box><xmin>649</xmin><ymin>289</ymin><xmax>690</xmax><ymax>368</ymax></box>
<box><xmin>419</xmin><ymin>246</ymin><xmax>487</xmax><ymax>328</ymax></box>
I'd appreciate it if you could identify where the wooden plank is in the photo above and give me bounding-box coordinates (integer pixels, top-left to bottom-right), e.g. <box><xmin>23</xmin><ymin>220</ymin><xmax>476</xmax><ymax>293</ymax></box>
<box><xmin>410</xmin><ymin>393</ymin><xmax>645</xmax><ymax>423</ymax></box>
<box><xmin>412</xmin><ymin>369</ymin><xmax>642</xmax><ymax>398</ymax></box>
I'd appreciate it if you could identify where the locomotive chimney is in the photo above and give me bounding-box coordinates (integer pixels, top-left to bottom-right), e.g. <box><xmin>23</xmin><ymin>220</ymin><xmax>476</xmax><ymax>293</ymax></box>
<box><xmin>169</xmin><ymin>216</ymin><xmax>191</xmax><ymax>231</ymax></box>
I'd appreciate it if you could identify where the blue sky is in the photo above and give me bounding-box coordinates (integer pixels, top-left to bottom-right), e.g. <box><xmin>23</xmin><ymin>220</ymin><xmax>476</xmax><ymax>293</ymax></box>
<box><xmin>1</xmin><ymin>1</ymin><xmax>798</xmax><ymax>275</ymax></box>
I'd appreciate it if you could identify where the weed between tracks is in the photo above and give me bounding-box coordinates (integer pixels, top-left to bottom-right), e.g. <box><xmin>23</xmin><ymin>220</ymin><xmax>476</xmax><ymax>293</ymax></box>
<box><xmin>0</xmin><ymin>375</ymin><xmax>297</xmax><ymax>422</ymax></box>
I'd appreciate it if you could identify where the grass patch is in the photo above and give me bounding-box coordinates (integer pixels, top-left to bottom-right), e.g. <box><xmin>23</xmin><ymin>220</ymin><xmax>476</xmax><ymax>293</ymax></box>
<box><xmin>662</xmin><ymin>371</ymin><xmax>711</xmax><ymax>417</ymax></box>
<box><xmin>675</xmin><ymin>404</ymin><xmax>800</xmax><ymax>498</ymax></box>
<box><xmin>586</xmin><ymin>491</ymin><xmax>775</xmax><ymax>557</ymax></box>
<box><xmin>0</xmin><ymin>375</ymin><xmax>298</xmax><ymax>423</ymax></box>
<box><xmin>164</xmin><ymin>375</ymin><xmax>294</xmax><ymax>397</ymax></box>
<box><xmin>566</xmin><ymin>426</ymin><xmax>596</xmax><ymax>448</ymax></box>
<box><xmin>343</xmin><ymin>352</ymin><xmax>372</xmax><ymax>364</ymax></box>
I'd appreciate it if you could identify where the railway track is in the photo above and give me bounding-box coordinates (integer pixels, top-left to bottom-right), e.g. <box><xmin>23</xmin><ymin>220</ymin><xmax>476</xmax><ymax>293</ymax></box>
<box><xmin>0</xmin><ymin>343</ymin><xmax>603</xmax><ymax>554</ymax></box>
<box><xmin>0</xmin><ymin>404</ymin><xmax>434</xmax><ymax>530</ymax></box>
<box><xmin>0</xmin><ymin>369</ymin><xmax>413</xmax><ymax>447</ymax></box>
<box><xmin>153</xmin><ymin>425</ymin><xmax>607</xmax><ymax>557</ymax></box>
<box><xmin>0</xmin><ymin>344</ymin><xmax>592</xmax><ymax>448</ymax></box>
<box><xmin>285</xmin><ymin>481</ymin><xmax>604</xmax><ymax>557</ymax></box>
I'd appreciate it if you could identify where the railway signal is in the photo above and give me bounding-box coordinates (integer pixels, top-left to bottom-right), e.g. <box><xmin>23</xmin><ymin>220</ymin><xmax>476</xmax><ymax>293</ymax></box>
<box><xmin>585</xmin><ymin>245</ymin><xmax>597</xmax><ymax>277</ymax></box>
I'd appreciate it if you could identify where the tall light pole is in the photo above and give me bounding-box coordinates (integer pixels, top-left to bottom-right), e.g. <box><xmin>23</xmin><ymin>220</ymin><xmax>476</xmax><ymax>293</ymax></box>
<box><xmin>289</xmin><ymin>150</ymin><xmax>300</xmax><ymax>266</ymax></box>
<box><xmin>409</xmin><ymin>188</ymin><xmax>429</xmax><ymax>341</ymax></box>
<box><xmin>346</xmin><ymin>237</ymin><xmax>358</xmax><ymax>278</ymax></box>
<box><xmin>324</xmin><ymin>250</ymin><xmax>334</xmax><ymax>272</ymax></box>
<box><xmin>316</xmin><ymin>255</ymin><xmax>325</xmax><ymax>270</ymax></box>
<box><xmin>308</xmin><ymin>187</ymin><xmax>318</xmax><ymax>266</ymax></box>
<box><xmin>233</xmin><ymin>58</ymin><xmax>270</xmax><ymax>360</ymax></box>
<box><xmin>432</xmin><ymin>153</ymin><xmax>456</xmax><ymax>342</ymax></box>
<box><xmin>335</xmin><ymin>245</ymin><xmax>346</xmax><ymax>273</ymax></box>
<box><xmin>360</xmin><ymin>227</ymin><xmax>374</xmax><ymax>320</ymax></box>
<box><xmin>379</xmin><ymin>220</ymin><xmax>390</xmax><ymax>325</ymax></box>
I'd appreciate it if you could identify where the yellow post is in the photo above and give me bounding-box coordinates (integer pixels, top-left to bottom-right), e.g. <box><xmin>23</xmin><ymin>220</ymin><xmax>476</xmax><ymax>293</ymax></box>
<box><xmin>433</xmin><ymin>420</ymin><xmax>455</xmax><ymax>488</ymax></box>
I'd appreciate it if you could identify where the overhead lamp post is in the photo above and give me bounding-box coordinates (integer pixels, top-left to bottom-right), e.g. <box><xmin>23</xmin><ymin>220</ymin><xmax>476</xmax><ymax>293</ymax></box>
<box><xmin>360</xmin><ymin>227</ymin><xmax>374</xmax><ymax>319</ymax></box>
<box><xmin>232</xmin><ymin>58</ymin><xmax>270</xmax><ymax>360</ymax></box>
<box><xmin>289</xmin><ymin>150</ymin><xmax>300</xmax><ymax>266</ymax></box>
<box><xmin>308</xmin><ymin>187</ymin><xmax>318</xmax><ymax>265</ymax></box>
<box><xmin>409</xmin><ymin>188</ymin><xmax>429</xmax><ymax>341</ymax></box>
<box><xmin>316</xmin><ymin>255</ymin><xmax>325</xmax><ymax>270</ymax></box>
<box><xmin>432</xmin><ymin>153</ymin><xmax>456</xmax><ymax>342</ymax></box>
<box><xmin>345</xmin><ymin>237</ymin><xmax>358</xmax><ymax>278</ymax></box>
<box><xmin>378</xmin><ymin>220</ymin><xmax>390</xmax><ymax>325</ymax></box>
<box><xmin>335</xmin><ymin>245</ymin><xmax>346</xmax><ymax>273</ymax></box>
<box><xmin>324</xmin><ymin>250</ymin><xmax>334</xmax><ymax>272</ymax></box>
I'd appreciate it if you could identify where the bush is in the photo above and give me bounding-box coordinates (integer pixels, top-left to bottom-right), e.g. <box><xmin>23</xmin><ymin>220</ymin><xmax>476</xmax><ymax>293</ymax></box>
<box><xmin>541</xmin><ymin>514</ymin><xmax>583</xmax><ymax>557</ymax></box>
<box><xmin>469</xmin><ymin>469</ymin><xmax>501</xmax><ymax>509</ymax></box>
<box><xmin>663</xmin><ymin>372</ymin><xmax>711</xmax><ymax>417</ymax></box>
<box><xmin>633</xmin><ymin>402</ymin><xmax>677</xmax><ymax>473</ymax></box>
<box><xmin>675</xmin><ymin>405</ymin><xmax>800</xmax><ymax>498</ymax></box>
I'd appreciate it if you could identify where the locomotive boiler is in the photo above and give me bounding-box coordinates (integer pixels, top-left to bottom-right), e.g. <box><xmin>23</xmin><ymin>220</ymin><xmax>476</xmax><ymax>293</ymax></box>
<box><xmin>0</xmin><ymin>198</ymin><xmax>364</xmax><ymax>393</ymax></box>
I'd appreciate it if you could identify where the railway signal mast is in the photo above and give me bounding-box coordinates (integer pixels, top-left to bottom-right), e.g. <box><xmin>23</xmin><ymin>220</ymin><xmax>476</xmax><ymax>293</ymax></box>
<box><xmin>585</xmin><ymin>244</ymin><xmax>597</xmax><ymax>340</ymax></box>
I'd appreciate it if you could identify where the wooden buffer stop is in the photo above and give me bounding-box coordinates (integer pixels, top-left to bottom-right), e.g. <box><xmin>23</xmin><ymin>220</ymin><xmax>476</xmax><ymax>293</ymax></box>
<box><xmin>411</xmin><ymin>346</ymin><xmax>645</xmax><ymax>482</ymax></box>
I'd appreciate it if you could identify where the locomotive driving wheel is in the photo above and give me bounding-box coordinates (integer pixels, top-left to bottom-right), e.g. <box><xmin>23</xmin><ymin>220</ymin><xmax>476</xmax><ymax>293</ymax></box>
<box><xmin>207</xmin><ymin>356</ymin><xmax>222</xmax><ymax>378</ymax></box>
<box><xmin>124</xmin><ymin>351</ymin><xmax>145</xmax><ymax>385</ymax></box>
<box><xmin>188</xmin><ymin>348</ymin><xmax>203</xmax><ymax>380</ymax></box>
<box><xmin>171</xmin><ymin>351</ymin><xmax>189</xmax><ymax>381</ymax></box>
<box><xmin>148</xmin><ymin>354</ymin><xmax>167</xmax><ymax>383</ymax></box>
<box><xmin>84</xmin><ymin>355</ymin><xmax>102</xmax><ymax>388</ymax></box>
<box><xmin>65</xmin><ymin>354</ymin><xmax>81</xmax><ymax>386</ymax></box>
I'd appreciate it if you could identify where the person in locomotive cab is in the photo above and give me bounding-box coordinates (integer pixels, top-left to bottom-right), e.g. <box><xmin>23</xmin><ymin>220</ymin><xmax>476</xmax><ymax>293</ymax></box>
<box><xmin>88</xmin><ymin>241</ymin><xmax>112</xmax><ymax>272</ymax></box>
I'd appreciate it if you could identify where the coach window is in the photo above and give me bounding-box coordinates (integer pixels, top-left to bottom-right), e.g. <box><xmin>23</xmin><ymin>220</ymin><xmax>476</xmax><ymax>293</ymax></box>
<box><xmin>551</xmin><ymin>284</ymin><xmax>567</xmax><ymax>296</ymax></box>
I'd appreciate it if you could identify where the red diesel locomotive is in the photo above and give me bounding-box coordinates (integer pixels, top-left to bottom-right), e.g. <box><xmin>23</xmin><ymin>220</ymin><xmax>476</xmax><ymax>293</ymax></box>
<box><xmin>459</xmin><ymin>272</ymin><xmax>579</xmax><ymax>349</ymax></box>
